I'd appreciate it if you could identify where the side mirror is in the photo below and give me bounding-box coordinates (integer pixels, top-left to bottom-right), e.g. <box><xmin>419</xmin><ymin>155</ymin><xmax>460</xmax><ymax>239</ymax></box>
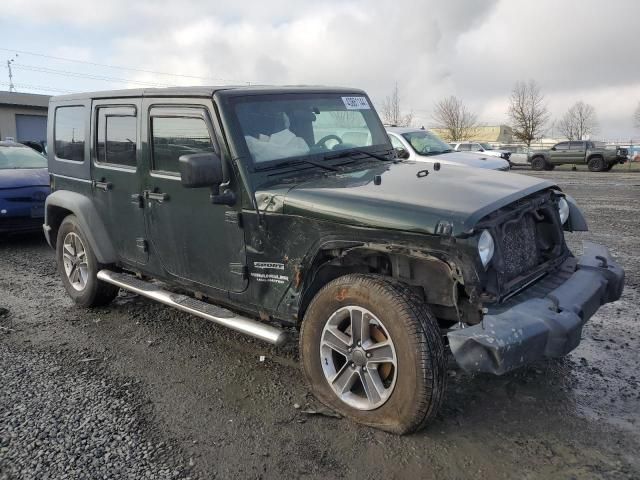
<box><xmin>179</xmin><ymin>152</ymin><xmax>223</xmax><ymax>188</ymax></box>
<box><xmin>394</xmin><ymin>147</ymin><xmax>410</xmax><ymax>159</ymax></box>
<box><xmin>551</xmin><ymin>146</ymin><xmax>556</xmax><ymax>151</ymax></box>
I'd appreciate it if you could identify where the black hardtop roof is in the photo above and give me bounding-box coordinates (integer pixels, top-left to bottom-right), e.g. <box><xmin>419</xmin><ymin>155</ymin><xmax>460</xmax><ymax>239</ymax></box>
<box><xmin>50</xmin><ymin>85</ymin><xmax>367</xmax><ymax>102</ymax></box>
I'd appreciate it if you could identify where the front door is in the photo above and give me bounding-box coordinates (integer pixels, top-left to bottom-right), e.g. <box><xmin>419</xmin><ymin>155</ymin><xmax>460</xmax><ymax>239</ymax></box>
<box><xmin>549</xmin><ymin>141</ymin><xmax>571</xmax><ymax>164</ymax></box>
<box><xmin>91</xmin><ymin>99</ymin><xmax>147</xmax><ymax>265</ymax></box>
<box><xmin>140</xmin><ymin>99</ymin><xmax>247</xmax><ymax>293</ymax></box>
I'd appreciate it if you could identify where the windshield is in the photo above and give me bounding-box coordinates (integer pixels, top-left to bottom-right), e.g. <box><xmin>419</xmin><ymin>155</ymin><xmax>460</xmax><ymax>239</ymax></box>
<box><xmin>0</xmin><ymin>145</ymin><xmax>47</xmax><ymax>169</ymax></box>
<box><xmin>401</xmin><ymin>131</ymin><xmax>452</xmax><ymax>156</ymax></box>
<box><xmin>230</xmin><ymin>93</ymin><xmax>390</xmax><ymax>167</ymax></box>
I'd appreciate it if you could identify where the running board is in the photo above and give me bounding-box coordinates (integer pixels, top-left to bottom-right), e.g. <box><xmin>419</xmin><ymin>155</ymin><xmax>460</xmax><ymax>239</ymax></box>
<box><xmin>97</xmin><ymin>270</ymin><xmax>287</xmax><ymax>346</ymax></box>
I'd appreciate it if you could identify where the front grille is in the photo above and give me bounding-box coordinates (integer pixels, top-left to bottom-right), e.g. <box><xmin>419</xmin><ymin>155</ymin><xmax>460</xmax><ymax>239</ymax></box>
<box><xmin>477</xmin><ymin>190</ymin><xmax>568</xmax><ymax>300</ymax></box>
<box><xmin>500</xmin><ymin>214</ymin><xmax>540</xmax><ymax>281</ymax></box>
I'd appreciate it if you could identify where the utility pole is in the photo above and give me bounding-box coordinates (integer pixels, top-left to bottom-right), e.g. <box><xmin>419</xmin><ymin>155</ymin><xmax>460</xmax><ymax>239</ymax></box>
<box><xmin>6</xmin><ymin>54</ymin><xmax>18</xmax><ymax>92</ymax></box>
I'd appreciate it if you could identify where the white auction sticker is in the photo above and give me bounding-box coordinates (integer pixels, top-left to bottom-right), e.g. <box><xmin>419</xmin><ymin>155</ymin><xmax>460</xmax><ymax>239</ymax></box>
<box><xmin>342</xmin><ymin>96</ymin><xmax>370</xmax><ymax>110</ymax></box>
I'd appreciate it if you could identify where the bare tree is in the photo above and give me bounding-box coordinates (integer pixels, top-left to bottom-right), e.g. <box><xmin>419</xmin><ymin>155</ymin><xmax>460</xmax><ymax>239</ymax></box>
<box><xmin>634</xmin><ymin>102</ymin><xmax>640</xmax><ymax>129</ymax></box>
<box><xmin>380</xmin><ymin>83</ymin><xmax>413</xmax><ymax>127</ymax></box>
<box><xmin>430</xmin><ymin>96</ymin><xmax>479</xmax><ymax>141</ymax></box>
<box><xmin>507</xmin><ymin>80</ymin><xmax>550</xmax><ymax>147</ymax></box>
<box><xmin>557</xmin><ymin>101</ymin><xmax>598</xmax><ymax>140</ymax></box>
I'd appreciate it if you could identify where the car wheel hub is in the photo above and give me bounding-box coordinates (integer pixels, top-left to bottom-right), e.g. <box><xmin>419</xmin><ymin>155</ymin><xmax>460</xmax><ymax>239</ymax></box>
<box><xmin>320</xmin><ymin>306</ymin><xmax>397</xmax><ymax>411</ymax></box>
<box><xmin>62</xmin><ymin>232</ymin><xmax>89</xmax><ymax>292</ymax></box>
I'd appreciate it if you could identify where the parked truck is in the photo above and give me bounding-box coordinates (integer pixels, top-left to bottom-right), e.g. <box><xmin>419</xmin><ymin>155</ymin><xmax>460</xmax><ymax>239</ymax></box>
<box><xmin>528</xmin><ymin>141</ymin><xmax>628</xmax><ymax>171</ymax></box>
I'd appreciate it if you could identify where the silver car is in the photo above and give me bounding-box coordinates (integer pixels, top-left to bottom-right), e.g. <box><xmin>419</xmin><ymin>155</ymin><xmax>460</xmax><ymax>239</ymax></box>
<box><xmin>386</xmin><ymin>127</ymin><xmax>510</xmax><ymax>171</ymax></box>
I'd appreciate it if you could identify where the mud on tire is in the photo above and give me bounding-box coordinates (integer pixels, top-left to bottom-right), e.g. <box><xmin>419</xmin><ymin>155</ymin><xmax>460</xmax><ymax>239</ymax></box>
<box><xmin>300</xmin><ymin>274</ymin><xmax>446</xmax><ymax>434</ymax></box>
<box><xmin>56</xmin><ymin>215</ymin><xmax>119</xmax><ymax>307</ymax></box>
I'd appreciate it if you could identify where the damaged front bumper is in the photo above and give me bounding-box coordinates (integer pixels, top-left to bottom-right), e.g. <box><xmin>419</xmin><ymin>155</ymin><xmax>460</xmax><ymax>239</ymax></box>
<box><xmin>447</xmin><ymin>241</ymin><xmax>624</xmax><ymax>375</ymax></box>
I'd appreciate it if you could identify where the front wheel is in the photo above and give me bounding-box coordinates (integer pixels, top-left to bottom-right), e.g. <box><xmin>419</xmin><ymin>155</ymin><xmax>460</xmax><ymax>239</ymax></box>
<box><xmin>531</xmin><ymin>157</ymin><xmax>547</xmax><ymax>171</ymax></box>
<box><xmin>56</xmin><ymin>215</ymin><xmax>119</xmax><ymax>307</ymax></box>
<box><xmin>300</xmin><ymin>274</ymin><xmax>446</xmax><ymax>434</ymax></box>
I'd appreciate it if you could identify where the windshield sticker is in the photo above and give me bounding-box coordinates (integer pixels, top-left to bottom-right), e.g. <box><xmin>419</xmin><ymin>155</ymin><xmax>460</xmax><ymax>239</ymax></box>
<box><xmin>250</xmin><ymin>272</ymin><xmax>289</xmax><ymax>284</ymax></box>
<box><xmin>254</xmin><ymin>262</ymin><xmax>285</xmax><ymax>270</ymax></box>
<box><xmin>342</xmin><ymin>96</ymin><xmax>370</xmax><ymax>110</ymax></box>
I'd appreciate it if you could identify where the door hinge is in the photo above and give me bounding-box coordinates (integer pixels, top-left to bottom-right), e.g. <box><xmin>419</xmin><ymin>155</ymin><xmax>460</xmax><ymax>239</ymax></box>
<box><xmin>229</xmin><ymin>263</ymin><xmax>248</xmax><ymax>278</ymax></box>
<box><xmin>136</xmin><ymin>238</ymin><xmax>148</xmax><ymax>252</ymax></box>
<box><xmin>224</xmin><ymin>211</ymin><xmax>243</xmax><ymax>227</ymax></box>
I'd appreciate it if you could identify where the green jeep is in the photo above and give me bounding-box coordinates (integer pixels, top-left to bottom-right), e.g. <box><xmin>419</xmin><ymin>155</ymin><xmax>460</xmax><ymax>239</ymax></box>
<box><xmin>43</xmin><ymin>86</ymin><xmax>624</xmax><ymax>434</ymax></box>
<box><xmin>528</xmin><ymin>140</ymin><xmax>628</xmax><ymax>171</ymax></box>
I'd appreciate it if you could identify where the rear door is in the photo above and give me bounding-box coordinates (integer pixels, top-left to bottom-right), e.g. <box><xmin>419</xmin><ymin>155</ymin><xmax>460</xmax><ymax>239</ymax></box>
<box><xmin>140</xmin><ymin>98</ymin><xmax>247</xmax><ymax>293</ymax></box>
<box><xmin>569</xmin><ymin>141</ymin><xmax>587</xmax><ymax>163</ymax></box>
<box><xmin>91</xmin><ymin>99</ymin><xmax>147</xmax><ymax>265</ymax></box>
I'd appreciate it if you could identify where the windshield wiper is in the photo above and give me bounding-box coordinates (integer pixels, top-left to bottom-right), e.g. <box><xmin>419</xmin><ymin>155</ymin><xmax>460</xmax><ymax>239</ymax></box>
<box><xmin>326</xmin><ymin>149</ymin><xmax>392</xmax><ymax>163</ymax></box>
<box><xmin>260</xmin><ymin>158</ymin><xmax>338</xmax><ymax>172</ymax></box>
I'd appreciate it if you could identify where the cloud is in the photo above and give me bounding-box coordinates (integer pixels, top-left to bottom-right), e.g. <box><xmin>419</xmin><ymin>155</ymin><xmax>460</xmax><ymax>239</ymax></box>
<box><xmin>4</xmin><ymin>0</ymin><xmax>640</xmax><ymax>137</ymax></box>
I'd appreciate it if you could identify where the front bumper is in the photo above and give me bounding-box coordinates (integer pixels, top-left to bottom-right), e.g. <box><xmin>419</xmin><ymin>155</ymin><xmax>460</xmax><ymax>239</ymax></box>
<box><xmin>448</xmin><ymin>241</ymin><xmax>624</xmax><ymax>375</ymax></box>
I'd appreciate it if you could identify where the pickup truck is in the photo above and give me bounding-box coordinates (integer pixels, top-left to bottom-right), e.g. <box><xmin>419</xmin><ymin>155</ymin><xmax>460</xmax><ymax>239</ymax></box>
<box><xmin>528</xmin><ymin>141</ymin><xmax>628</xmax><ymax>172</ymax></box>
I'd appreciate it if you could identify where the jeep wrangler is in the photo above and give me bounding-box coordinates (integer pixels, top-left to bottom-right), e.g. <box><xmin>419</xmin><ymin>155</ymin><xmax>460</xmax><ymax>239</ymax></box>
<box><xmin>44</xmin><ymin>86</ymin><xmax>624</xmax><ymax>434</ymax></box>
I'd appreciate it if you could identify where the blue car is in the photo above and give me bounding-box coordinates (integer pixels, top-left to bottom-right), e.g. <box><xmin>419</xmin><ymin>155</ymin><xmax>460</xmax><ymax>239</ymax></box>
<box><xmin>0</xmin><ymin>141</ymin><xmax>50</xmax><ymax>234</ymax></box>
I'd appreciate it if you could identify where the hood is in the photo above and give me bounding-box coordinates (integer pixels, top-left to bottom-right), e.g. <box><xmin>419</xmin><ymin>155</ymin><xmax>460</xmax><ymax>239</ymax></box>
<box><xmin>0</xmin><ymin>168</ymin><xmax>49</xmax><ymax>189</ymax></box>
<box><xmin>428</xmin><ymin>151</ymin><xmax>509</xmax><ymax>170</ymax></box>
<box><xmin>267</xmin><ymin>161</ymin><xmax>555</xmax><ymax>236</ymax></box>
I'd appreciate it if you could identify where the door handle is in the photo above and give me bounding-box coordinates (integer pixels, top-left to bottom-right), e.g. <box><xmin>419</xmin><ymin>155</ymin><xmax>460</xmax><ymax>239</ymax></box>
<box><xmin>93</xmin><ymin>180</ymin><xmax>113</xmax><ymax>191</ymax></box>
<box><xmin>144</xmin><ymin>190</ymin><xmax>169</xmax><ymax>203</ymax></box>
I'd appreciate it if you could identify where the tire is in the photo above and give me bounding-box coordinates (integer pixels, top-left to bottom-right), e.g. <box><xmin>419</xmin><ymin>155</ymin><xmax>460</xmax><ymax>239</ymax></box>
<box><xmin>544</xmin><ymin>163</ymin><xmax>556</xmax><ymax>171</ymax></box>
<box><xmin>588</xmin><ymin>156</ymin><xmax>605</xmax><ymax>172</ymax></box>
<box><xmin>56</xmin><ymin>215</ymin><xmax>119</xmax><ymax>307</ymax></box>
<box><xmin>604</xmin><ymin>163</ymin><xmax>614</xmax><ymax>172</ymax></box>
<box><xmin>300</xmin><ymin>274</ymin><xmax>446</xmax><ymax>434</ymax></box>
<box><xmin>531</xmin><ymin>156</ymin><xmax>547</xmax><ymax>171</ymax></box>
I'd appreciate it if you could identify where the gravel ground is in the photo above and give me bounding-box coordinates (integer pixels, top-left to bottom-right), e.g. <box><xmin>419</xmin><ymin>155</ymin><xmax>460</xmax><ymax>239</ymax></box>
<box><xmin>0</xmin><ymin>168</ymin><xmax>639</xmax><ymax>479</ymax></box>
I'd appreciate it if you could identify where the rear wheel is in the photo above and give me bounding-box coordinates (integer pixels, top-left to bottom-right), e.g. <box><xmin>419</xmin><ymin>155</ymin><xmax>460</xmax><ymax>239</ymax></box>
<box><xmin>531</xmin><ymin>156</ymin><xmax>547</xmax><ymax>171</ymax></box>
<box><xmin>588</xmin><ymin>156</ymin><xmax>605</xmax><ymax>172</ymax></box>
<box><xmin>604</xmin><ymin>163</ymin><xmax>614</xmax><ymax>171</ymax></box>
<box><xmin>300</xmin><ymin>274</ymin><xmax>446</xmax><ymax>434</ymax></box>
<box><xmin>544</xmin><ymin>163</ymin><xmax>556</xmax><ymax>171</ymax></box>
<box><xmin>56</xmin><ymin>215</ymin><xmax>119</xmax><ymax>307</ymax></box>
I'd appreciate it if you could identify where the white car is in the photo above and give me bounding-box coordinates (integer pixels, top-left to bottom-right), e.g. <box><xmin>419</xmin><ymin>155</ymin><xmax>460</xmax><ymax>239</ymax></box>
<box><xmin>448</xmin><ymin>142</ymin><xmax>512</xmax><ymax>161</ymax></box>
<box><xmin>386</xmin><ymin>127</ymin><xmax>510</xmax><ymax>171</ymax></box>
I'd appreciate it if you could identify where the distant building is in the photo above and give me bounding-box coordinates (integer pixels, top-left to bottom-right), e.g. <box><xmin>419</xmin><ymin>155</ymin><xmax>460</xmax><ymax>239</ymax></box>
<box><xmin>431</xmin><ymin>124</ymin><xmax>513</xmax><ymax>144</ymax></box>
<box><xmin>0</xmin><ymin>91</ymin><xmax>50</xmax><ymax>145</ymax></box>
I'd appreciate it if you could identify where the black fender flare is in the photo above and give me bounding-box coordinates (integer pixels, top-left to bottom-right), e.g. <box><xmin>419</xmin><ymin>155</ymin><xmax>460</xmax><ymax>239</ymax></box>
<box><xmin>44</xmin><ymin>190</ymin><xmax>117</xmax><ymax>264</ymax></box>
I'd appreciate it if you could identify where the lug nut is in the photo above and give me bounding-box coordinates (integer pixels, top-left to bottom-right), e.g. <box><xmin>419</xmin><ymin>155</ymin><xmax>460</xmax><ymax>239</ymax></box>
<box><xmin>363</xmin><ymin>367</ymin><xmax>367</xmax><ymax>371</ymax></box>
<box><xmin>366</xmin><ymin>352</ymin><xmax>371</xmax><ymax>358</ymax></box>
<box><xmin>357</xmin><ymin>341</ymin><xmax>361</xmax><ymax>347</ymax></box>
<box><xmin>350</xmin><ymin>363</ymin><xmax>355</xmax><ymax>368</ymax></box>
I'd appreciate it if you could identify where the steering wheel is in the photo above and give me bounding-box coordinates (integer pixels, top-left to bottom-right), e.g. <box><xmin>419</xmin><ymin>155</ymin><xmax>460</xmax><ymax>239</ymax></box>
<box><xmin>315</xmin><ymin>134</ymin><xmax>343</xmax><ymax>149</ymax></box>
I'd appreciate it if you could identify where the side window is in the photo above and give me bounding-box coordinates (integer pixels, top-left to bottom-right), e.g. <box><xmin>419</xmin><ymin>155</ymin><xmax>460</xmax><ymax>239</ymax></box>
<box><xmin>472</xmin><ymin>143</ymin><xmax>483</xmax><ymax>151</ymax></box>
<box><xmin>555</xmin><ymin>142</ymin><xmax>569</xmax><ymax>151</ymax></box>
<box><xmin>388</xmin><ymin>134</ymin><xmax>405</xmax><ymax>150</ymax></box>
<box><xmin>459</xmin><ymin>143</ymin><xmax>471</xmax><ymax>151</ymax></box>
<box><xmin>569</xmin><ymin>141</ymin><xmax>585</xmax><ymax>150</ymax></box>
<box><xmin>151</xmin><ymin>114</ymin><xmax>213</xmax><ymax>173</ymax></box>
<box><xmin>55</xmin><ymin>106</ymin><xmax>85</xmax><ymax>162</ymax></box>
<box><xmin>96</xmin><ymin>106</ymin><xmax>137</xmax><ymax>168</ymax></box>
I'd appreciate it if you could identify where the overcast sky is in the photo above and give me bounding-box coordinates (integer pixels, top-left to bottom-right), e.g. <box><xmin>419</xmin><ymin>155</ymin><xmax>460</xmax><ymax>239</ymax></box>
<box><xmin>2</xmin><ymin>0</ymin><xmax>639</xmax><ymax>139</ymax></box>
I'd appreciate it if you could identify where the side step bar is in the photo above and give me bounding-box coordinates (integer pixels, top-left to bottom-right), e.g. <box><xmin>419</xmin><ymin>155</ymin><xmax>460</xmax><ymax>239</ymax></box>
<box><xmin>97</xmin><ymin>270</ymin><xmax>287</xmax><ymax>346</ymax></box>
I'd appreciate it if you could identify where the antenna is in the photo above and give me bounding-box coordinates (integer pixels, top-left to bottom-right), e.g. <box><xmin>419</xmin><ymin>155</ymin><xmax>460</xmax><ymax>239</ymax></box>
<box><xmin>6</xmin><ymin>53</ymin><xmax>18</xmax><ymax>92</ymax></box>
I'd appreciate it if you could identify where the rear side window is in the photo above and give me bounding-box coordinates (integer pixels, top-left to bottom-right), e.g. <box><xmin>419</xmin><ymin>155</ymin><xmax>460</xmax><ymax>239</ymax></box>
<box><xmin>151</xmin><ymin>115</ymin><xmax>213</xmax><ymax>173</ymax></box>
<box><xmin>459</xmin><ymin>143</ymin><xmax>471</xmax><ymax>151</ymax></box>
<box><xmin>569</xmin><ymin>141</ymin><xmax>585</xmax><ymax>150</ymax></box>
<box><xmin>96</xmin><ymin>106</ymin><xmax>137</xmax><ymax>168</ymax></box>
<box><xmin>55</xmin><ymin>106</ymin><xmax>85</xmax><ymax>162</ymax></box>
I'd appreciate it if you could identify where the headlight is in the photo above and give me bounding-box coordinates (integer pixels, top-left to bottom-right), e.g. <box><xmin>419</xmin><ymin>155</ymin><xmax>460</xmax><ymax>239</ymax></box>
<box><xmin>558</xmin><ymin>197</ymin><xmax>569</xmax><ymax>224</ymax></box>
<box><xmin>478</xmin><ymin>230</ymin><xmax>495</xmax><ymax>268</ymax></box>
